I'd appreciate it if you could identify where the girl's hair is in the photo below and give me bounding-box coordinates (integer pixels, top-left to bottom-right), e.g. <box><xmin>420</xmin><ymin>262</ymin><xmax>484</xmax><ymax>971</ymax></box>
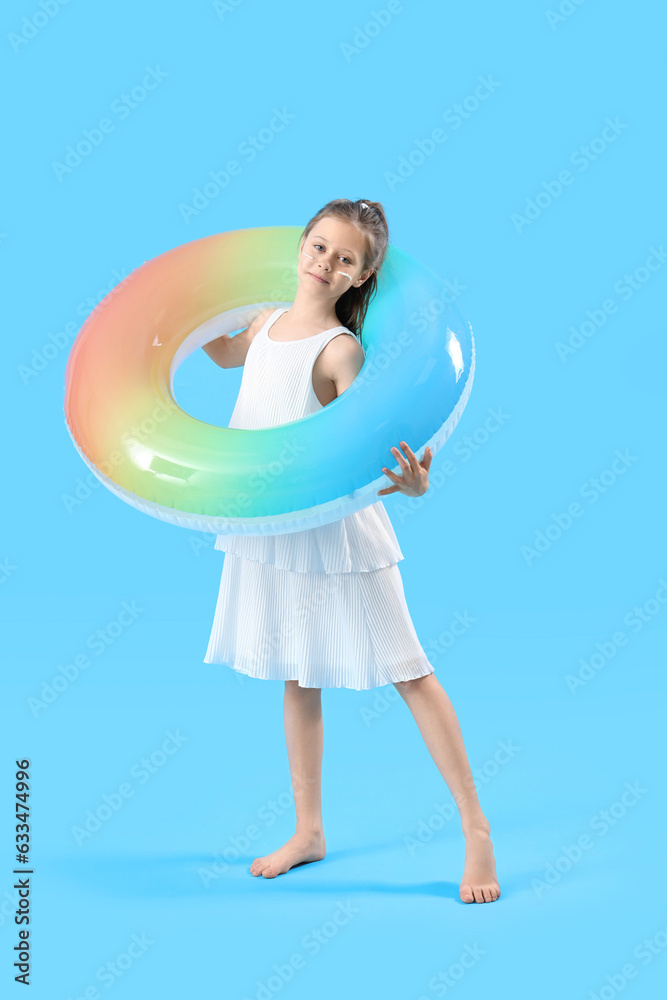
<box><xmin>299</xmin><ymin>198</ymin><xmax>390</xmax><ymax>341</ymax></box>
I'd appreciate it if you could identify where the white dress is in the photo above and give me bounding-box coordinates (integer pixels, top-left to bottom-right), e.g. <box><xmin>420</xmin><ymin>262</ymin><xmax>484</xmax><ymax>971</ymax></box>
<box><xmin>203</xmin><ymin>307</ymin><xmax>435</xmax><ymax>690</ymax></box>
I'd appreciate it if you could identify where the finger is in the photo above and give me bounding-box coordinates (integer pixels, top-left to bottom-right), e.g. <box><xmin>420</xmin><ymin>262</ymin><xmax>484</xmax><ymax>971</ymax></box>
<box><xmin>382</xmin><ymin>469</ymin><xmax>400</xmax><ymax>493</ymax></box>
<box><xmin>377</xmin><ymin>485</ymin><xmax>399</xmax><ymax>495</ymax></box>
<box><xmin>399</xmin><ymin>441</ymin><xmax>420</xmax><ymax>474</ymax></box>
<box><xmin>381</xmin><ymin>465</ymin><xmax>400</xmax><ymax>482</ymax></box>
<box><xmin>390</xmin><ymin>447</ymin><xmax>409</xmax><ymax>474</ymax></box>
<box><xmin>421</xmin><ymin>446</ymin><xmax>433</xmax><ymax>472</ymax></box>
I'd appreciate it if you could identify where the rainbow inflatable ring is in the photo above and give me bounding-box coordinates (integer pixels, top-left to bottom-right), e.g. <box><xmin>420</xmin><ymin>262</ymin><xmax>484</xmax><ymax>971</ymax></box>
<box><xmin>63</xmin><ymin>226</ymin><xmax>475</xmax><ymax>536</ymax></box>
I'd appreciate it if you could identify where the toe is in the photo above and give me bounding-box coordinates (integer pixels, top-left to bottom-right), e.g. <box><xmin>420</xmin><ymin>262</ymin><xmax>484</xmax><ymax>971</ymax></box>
<box><xmin>473</xmin><ymin>887</ymin><xmax>485</xmax><ymax>903</ymax></box>
<box><xmin>459</xmin><ymin>884</ymin><xmax>474</xmax><ymax>904</ymax></box>
<box><xmin>482</xmin><ymin>888</ymin><xmax>491</xmax><ymax>903</ymax></box>
<box><xmin>261</xmin><ymin>865</ymin><xmax>279</xmax><ymax>879</ymax></box>
<box><xmin>252</xmin><ymin>858</ymin><xmax>275</xmax><ymax>877</ymax></box>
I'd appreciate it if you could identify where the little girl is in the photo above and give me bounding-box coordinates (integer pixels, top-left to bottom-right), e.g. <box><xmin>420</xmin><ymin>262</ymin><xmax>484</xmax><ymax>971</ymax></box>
<box><xmin>202</xmin><ymin>198</ymin><xmax>500</xmax><ymax>904</ymax></box>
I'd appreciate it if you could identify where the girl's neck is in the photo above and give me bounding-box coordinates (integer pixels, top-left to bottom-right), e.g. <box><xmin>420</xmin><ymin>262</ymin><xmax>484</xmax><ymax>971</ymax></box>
<box><xmin>279</xmin><ymin>292</ymin><xmax>340</xmax><ymax>336</ymax></box>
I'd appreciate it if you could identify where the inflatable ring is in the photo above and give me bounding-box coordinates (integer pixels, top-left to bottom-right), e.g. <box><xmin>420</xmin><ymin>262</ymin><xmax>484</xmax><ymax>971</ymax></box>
<box><xmin>63</xmin><ymin>226</ymin><xmax>475</xmax><ymax>536</ymax></box>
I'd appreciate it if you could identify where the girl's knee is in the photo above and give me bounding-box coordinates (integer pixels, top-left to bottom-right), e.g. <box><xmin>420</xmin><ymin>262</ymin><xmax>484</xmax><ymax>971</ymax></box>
<box><xmin>393</xmin><ymin>674</ymin><xmax>431</xmax><ymax>696</ymax></box>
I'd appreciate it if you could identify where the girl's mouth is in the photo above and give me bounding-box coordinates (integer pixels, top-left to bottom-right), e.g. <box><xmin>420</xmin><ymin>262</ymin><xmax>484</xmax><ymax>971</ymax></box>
<box><xmin>309</xmin><ymin>273</ymin><xmax>329</xmax><ymax>284</ymax></box>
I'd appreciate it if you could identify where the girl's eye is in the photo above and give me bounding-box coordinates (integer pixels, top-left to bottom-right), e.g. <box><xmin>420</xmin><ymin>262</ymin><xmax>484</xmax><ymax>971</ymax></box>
<box><xmin>312</xmin><ymin>245</ymin><xmax>352</xmax><ymax>266</ymax></box>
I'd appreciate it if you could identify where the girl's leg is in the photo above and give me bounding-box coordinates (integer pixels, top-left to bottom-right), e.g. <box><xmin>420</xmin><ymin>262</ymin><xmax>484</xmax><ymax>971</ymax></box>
<box><xmin>250</xmin><ymin>680</ymin><xmax>326</xmax><ymax>878</ymax></box>
<box><xmin>394</xmin><ymin>673</ymin><xmax>501</xmax><ymax>903</ymax></box>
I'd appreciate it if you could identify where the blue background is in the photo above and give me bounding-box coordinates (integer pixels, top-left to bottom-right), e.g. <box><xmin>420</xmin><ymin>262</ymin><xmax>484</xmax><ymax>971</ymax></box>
<box><xmin>2</xmin><ymin>1</ymin><xmax>666</xmax><ymax>997</ymax></box>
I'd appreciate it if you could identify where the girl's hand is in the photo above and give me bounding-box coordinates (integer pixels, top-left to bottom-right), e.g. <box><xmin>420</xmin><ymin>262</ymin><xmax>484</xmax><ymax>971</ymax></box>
<box><xmin>377</xmin><ymin>441</ymin><xmax>432</xmax><ymax>497</ymax></box>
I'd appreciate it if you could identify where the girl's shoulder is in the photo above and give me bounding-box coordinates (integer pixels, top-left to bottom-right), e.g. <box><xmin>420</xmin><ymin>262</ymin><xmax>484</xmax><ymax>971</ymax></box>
<box><xmin>256</xmin><ymin>306</ymin><xmax>279</xmax><ymax>327</ymax></box>
<box><xmin>247</xmin><ymin>307</ymin><xmax>280</xmax><ymax>342</ymax></box>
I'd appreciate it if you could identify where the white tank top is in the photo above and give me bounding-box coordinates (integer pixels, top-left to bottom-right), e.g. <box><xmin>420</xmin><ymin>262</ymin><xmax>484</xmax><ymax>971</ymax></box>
<box><xmin>214</xmin><ymin>307</ymin><xmax>404</xmax><ymax>573</ymax></box>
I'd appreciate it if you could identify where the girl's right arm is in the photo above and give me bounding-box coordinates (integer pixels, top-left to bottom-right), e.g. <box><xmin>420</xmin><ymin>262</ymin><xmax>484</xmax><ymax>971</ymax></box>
<box><xmin>201</xmin><ymin>308</ymin><xmax>275</xmax><ymax>368</ymax></box>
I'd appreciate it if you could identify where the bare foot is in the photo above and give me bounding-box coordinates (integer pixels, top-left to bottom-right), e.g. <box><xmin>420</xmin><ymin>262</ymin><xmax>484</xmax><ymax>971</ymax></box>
<box><xmin>459</xmin><ymin>823</ymin><xmax>501</xmax><ymax>903</ymax></box>
<box><xmin>249</xmin><ymin>831</ymin><xmax>326</xmax><ymax>879</ymax></box>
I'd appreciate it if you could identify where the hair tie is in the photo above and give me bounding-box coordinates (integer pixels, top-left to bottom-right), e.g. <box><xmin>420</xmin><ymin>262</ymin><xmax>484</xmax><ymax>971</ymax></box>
<box><xmin>360</xmin><ymin>201</ymin><xmax>369</xmax><ymax>209</ymax></box>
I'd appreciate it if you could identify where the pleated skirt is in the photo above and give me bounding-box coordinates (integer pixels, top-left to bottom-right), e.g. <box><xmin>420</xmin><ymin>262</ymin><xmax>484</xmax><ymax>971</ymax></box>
<box><xmin>203</xmin><ymin>552</ymin><xmax>435</xmax><ymax>690</ymax></box>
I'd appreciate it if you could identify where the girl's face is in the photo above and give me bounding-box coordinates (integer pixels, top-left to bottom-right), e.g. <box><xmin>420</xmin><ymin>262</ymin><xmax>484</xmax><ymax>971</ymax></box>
<box><xmin>298</xmin><ymin>216</ymin><xmax>373</xmax><ymax>301</ymax></box>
